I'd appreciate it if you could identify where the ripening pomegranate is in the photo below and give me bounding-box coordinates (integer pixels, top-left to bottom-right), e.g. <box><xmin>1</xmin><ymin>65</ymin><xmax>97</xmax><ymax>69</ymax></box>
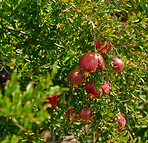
<box><xmin>117</xmin><ymin>113</ymin><xmax>126</xmax><ymax>130</ymax></box>
<box><xmin>68</xmin><ymin>68</ymin><xmax>84</xmax><ymax>88</ymax></box>
<box><xmin>97</xmin><ymin>53</ymin><xmax>105</xmax><ymax>73</ymax></box>
<box><xmin>95</xmin><ymin>38</ymin><xmax>111</xmax><ymax>53</ymax></box>
<box><xmin>66</xmin><ymin>108</ymin><xmax>79</xmax><ymax>122</ymax></box>
<box><xmin>79</xmin><ymin>107</ymin><xmax>93</xmax><ymax>122</ymax></box>
<box><xmin>112</xmin><ymin>57</ymin><xmax>124</xmax><ymax>72</ymax></box>
<box><xmin>79</xmin><ymin>52</ymin><xmax>105</xmax><ymax>76</ymax></box>
<box><xmin>79</xmin><ymin>52</ymin><xmax>99</xmax><ymax>76</ymax></box>
<box><xmin>43</xmin><ymin>94</ymin><xmax>59</xmax><ymax>110</ymax></box>
<box><xmin>101</xmin><ymin>81</ymin><xmax>110</xmax><ymax>95</ymax></box>
<box><xmin>85</xmin><ymin>80</ymin><xmax>102</xmax><ymax>98</ymax></box>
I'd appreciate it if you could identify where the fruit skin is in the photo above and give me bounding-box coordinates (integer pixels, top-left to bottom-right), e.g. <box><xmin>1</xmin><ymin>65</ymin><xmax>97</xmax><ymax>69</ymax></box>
<box><xmin>117</xmin><ymin>113</ymin><xmax>126</xmax><ymax>130</ymax></box>
<box><xmin>85</xmin><ymin>80</ymin><xmax>102</xmax><ymax>98</ymax></box>
<box><xmin>68</xmin><ymin>68</ymin><xmax>84</xmax><ymax>88</ymax></box>
<box><xmin>66</xmin><ymin>108</ymin><xmax>79</xmax><ymax>122</ymax></box>
<box><xmin>112</xmin><ymin>57</ymin><xmax>124</xmax><ymax>72</ymax></box>
<box><xmin>79</xmin><ymin>107</ymin><xmax>93</xmax><ymax>122</ymax></box>
<box><xmin>97</xmin><ymin>53</ymin><xmax>105</xmax><ymax>73</ymax></box>
<box><xmin>43</xmin><ymin>94</ymin><xmax>59</xmax><ymax>110</ymax></box>
<box><xmin>101</xmin><ymin>81</ymin><xmax>110</xmax><ymax>95</ymax></box>
<box><xmin>95</xmin><ymin>38</ymin><xmax>111</xmax><ymax>53</ymax></box>
<box><xmin>79</xmin><ymin>52</ymin><xmax>105</xmax><ymax>76</ymax></box>
<box><xmin>79</xmin><ymin>52</ymin><xmax>99</xmax><ymax>76</ymax></box>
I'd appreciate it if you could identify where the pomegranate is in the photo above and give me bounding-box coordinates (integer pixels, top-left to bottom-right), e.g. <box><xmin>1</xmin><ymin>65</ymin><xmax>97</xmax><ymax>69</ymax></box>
<box><xmin>112</xmin><ymin>57</ymin><xmax>124</xmax><ymax>72</ymax></box>
<box><xmin>97</xmin><ymin>53</ymin><xmax>105</xmax><ymax>73</ymax></box>
<box><xmin>85</xmin><ymin>80</ymin><xmax>102</xmax><ymax>98</ymax></box>
<box><xmin>117</xmin><ymin>113</ymin><xmax>126</xmax><ymax>130</ymax></box>
<box><xmin>79</xmin><ymin>52</ymin><xmax>105</xmax><ymax>76</ymax></box>
<box><xmin>79</xmin><ymin>107</ymin><xmax>93</xmax><ymax>122</ymax></box>
<box><xmin>68</xmin><ymin>68</ymin><xmax>84</xmax><ymax>88</ymax></box>
<box><xmin>43</xmin><ymin>94</ymin><xmax>59</xmax><ymax>110</ymax></box>
<box><xmin>101</xmin><ymin>81</ymin><xmax>110</xmax><ymax>95</ymax></box>
<box><xmin>66</xmin><ymin>108</ymin><xmax>79</xmax><ymax>122</ymax></box>
<box><xmin>95</xmin><ymin>38</ymin><xmax>111</xmax><ymax>53</ymax></box>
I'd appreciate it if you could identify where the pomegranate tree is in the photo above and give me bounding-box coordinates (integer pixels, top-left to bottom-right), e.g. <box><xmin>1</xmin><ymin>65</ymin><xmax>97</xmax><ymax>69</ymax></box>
<box><xmin>79</xmin><ymin>107</ymin><xmax>93</xmax><ymax>122</ymax></box>
<box><xmin>112</xmin><ymin>57</ymin><xmax>124</xmax><ymax>72</ymax></box>
<box><xmin>68</xmin><ymin>68</ymin><xmax>84</xmax><ymax>88</ymax></box>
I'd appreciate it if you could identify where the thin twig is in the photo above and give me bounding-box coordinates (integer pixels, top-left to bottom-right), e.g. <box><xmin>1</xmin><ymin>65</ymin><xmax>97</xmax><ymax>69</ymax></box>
<box><xmin>54</xmin><ymin>43</ymin><xmax>63</xmax><ymax>48</ymax></box>
<box><xmin>94</xmin><ymin>28</ymin><xmax>97</xmax><ymax>53</ymax></box>
<box><xmin>51</xmin><ymin>0</ymin><xmax>56</xmax><ymax>3</ymax></box>
<box><xmin>4</xmin><ymin>26</ymin><xmax>31</xmax><ymax>37</ymax></box>
<box><xmin>68</xmin><ymin>18</ymin><xmax>79</xmax><ymax>32</ymax></box>
<box><xmin>109</xmin><ymin>42</ymin><xmax>120</xmax><ymax>58</ymax></box>
<box><xmin>127</xmin><ymin>130</ymin><xmax>134</xmax><ymax>142</ymax></box>
<box><xmin>3</xmin><ymin>115</ymin><xmax>28</xmax><ymax>133</ymax></box>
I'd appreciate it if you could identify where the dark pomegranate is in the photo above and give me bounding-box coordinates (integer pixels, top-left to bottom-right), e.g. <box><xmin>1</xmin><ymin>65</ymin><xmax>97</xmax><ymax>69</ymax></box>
<box><xmin>68</xmin><ymin>68</ymin><xmax>84</xmax><ymax>88</ymax></box>
<box><xmin>101</xmin><ymin>81</ymin><xmax>110</xmax><ymax>95</ymax></box>
<box><xmin>95</xmin><ymin>38</ymin><xmax>111</xmax><ymax>53</ymax></box>
<box><xmin>97</xmin><ymin>53</ymin><xmax>105</xmax><ymax>73</ymax></box>
<box><xmin>85</xmin><ymin>80</ymin><xmax>102</xmax><ymax>98</ymax></box>
<box><xmin>0</xmin><ymin>73</ymin><xmax>11</xmax><ymax>88</ymax></box>
<box><xmin>79</xmin><ymin>107</ymin><xmax>93</xmax><ymax>122</ymax></box>
<box><xmin>112</xmin><ymin>57</ymin><xmax>124</xmax><ymax>72</ymax></box>
<box><xmin>117</xmin><ymin>113</ymin><xmax>126</xmax><ymax>130</ymax></box>
<box><xmin>43</xmin><ymin>94</ymin><xmax>59</xmax><ymax>110</ymax></box>
<box><xmin>66</xmin><ymin>108</ymin><xmax>79</xmax><ymax>122</ymax></box>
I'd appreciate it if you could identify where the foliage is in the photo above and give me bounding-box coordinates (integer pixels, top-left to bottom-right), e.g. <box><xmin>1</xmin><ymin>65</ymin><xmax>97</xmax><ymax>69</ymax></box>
<box><xmin>0</xmin><ymin>0</ymin><xmax>147</xmax><ymax>142</ymax></box>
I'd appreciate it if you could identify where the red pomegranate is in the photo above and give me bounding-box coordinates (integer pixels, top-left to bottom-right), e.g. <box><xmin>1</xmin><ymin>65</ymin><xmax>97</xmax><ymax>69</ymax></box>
<box><xmin>85</xmin><ymin>80</ymin><xmax>102</xmax><ymax>98</ymax></box>
<box><xmin>95</xmin><ymin>38</ymin><xmax>111</xmax><ymax>53</ymax></box>
<box><xmin>117</xmin><ymin>113</ymin><xmax>126</xmax><ymax>130</ymax></box>
<box><xmin>97</xmin><ymin>53</ymin><xmax>105</xmax><ymax>73</ymax></box>
<box><xmin>79</xmin><ymin>107</ymin><xmax>93</xmax><ymax>122</ymax></box>
<box><xmin>66</xmin><ymin>108</ymin><xmax>79</xmax><ymax>122</ymax></box>
<box><xmin>79</xmin><ymin>52</ymin><xmax>105</xmax><ymax>76</ymax></box>
<box><xmin>112</xmin><ymin>57</ymin><xmax>124</xmax><ymax>72</ymax></box>
<box><xmin>101</xmin><ymin>81</ymin><xmax>110</xmax><ymax>95</ymax></box>
<box><xmin>79</xmin><ymin>52</ymin><xmax>99</xmax><ymax>76</ymax></box>
<box><xmin>43</xmin><ymin>94</ymin><xmax>59</xmax><ymax>110</ymax></box>
<box><xmin>68</xmin><ymin>68</ymin><xmax>84</xmax><ymax>88</ymax></box>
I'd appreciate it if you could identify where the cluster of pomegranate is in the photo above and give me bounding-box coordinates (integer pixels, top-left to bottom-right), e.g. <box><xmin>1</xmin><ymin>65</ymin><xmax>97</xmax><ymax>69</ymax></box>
<box><xmin>0</xmin><ymin>73</ymin><xmax>11</xmax><ymax>88</ymax></box>
<box><xmin>67</xmin><ymin>38</ymin><xmax>126</xmax><ymax>130</ymax></box>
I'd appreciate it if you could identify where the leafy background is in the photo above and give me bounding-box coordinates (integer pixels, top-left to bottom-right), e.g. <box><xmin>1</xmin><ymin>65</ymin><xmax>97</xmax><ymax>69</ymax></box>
<box><xmin>0</xmin><ymin>0</ymin><xmax>147</xmax><ymax>142</ymax></box>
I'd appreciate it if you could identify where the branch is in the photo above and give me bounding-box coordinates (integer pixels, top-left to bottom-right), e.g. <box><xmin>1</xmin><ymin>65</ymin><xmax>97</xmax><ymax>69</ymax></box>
<box><xmin>51</xmin><ymin>0</ymin><xmax>56</xmax><ymax>3</ymax></box>
<box><xmin>68</xmin><ymin>18</ymin><xmax>79</xmax><ymax>32</ymax></box>
<box><xmin>4</xmin><ymin>26</ymin><xmax>31</xmax><ymax>37</ymax></box>
<box><xmin>109</xmin><ymin>42</ymin><xmax>120</xmax><ymax>58</ymax></box>
<box><xmin>127</xmin><ymin>130</ymin><xmax>134</xmax><ymax>142</ymax></box>
<box><xmin>92</xmin><ymin>22</ymin><xmax>97</xmax><ymax>53</ymax></box>
<box><xmin>3</xmin><ymin>115</ymin><xmax>28</xmax><ymax>133</ymax></box>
